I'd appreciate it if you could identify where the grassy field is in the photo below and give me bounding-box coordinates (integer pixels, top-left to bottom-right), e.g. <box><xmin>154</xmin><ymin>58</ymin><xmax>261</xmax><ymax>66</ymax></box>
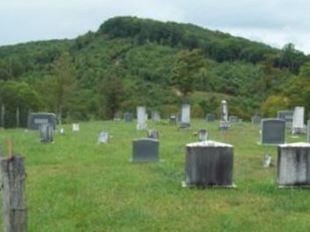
<box><xmin>0</xmin><ymin>120</ymin><xmax>309</xmax><ymax>232</ymax></box>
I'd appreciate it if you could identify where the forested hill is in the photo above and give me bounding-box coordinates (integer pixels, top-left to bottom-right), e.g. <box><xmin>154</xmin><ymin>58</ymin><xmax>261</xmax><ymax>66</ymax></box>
<box><xmin>0</xmin><ymin>16</ymin><xmax>309</xmax><ymax>127</ymax></box>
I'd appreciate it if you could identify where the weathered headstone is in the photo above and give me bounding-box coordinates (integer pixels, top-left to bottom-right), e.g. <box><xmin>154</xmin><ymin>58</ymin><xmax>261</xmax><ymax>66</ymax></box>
<box><xmin>151</xmin><ymin>111</ymin><xmax>161</xmax><ymax>122</ymax></box>
<box><xmin>39</xmin><ymin>123</ymin><xmax>54</xmax><ymax>143</ymax></box>
<box><xmin>136</xmin><ymin>106</ymin><xmax>147</xmax><ymax>130</ymax></box>
<box><xmin>198</xmin><ymin>129</ymin><xmax>208</xmax><ymax>141</ymax></box>
<box><xmin>169</xmin><ymin>114</ymin><xmax>177</xmax><ymax>124</ymax></box>
<box><xmin>219</xmin><ymin>100</ymin><xmax>229</xmax><ymax>130</ymax></box>
<box><xmin>60</xmin><ymin>128</ymin><xmax>65</xmax><ymax>136</ymax></box>
<box><xmin>261</xmin><ymin>119</ymin><xmax>285</xmax><ymax>144</ymax></box>
<box><xmin>277</xmin><ymin>110</ymin><xmax>293</xmax><ymax>128</ymax></box>
<box><xmin>277</xmin><ymin>142</ymin><xmax>310</xmax><ymax>187</ymax></box>
<box><xmin>27</xmin><ymin>113</ymin><xmax>56</xmax><ymax>130</ymax></box>
<box><xmin>180</xmin><ymin>104</ymin><xmax>191</xmax><ymax>128</ymax></box>
<box><xmin>124</xmin><ymin>112</ymin><xmax>133</xmax><ymax>122</ymax></box>
<box><xmin>132</xmin><ymin>138</ymin><xmax>159</xmax><ymax>162</ymax></box>
<box><xmin>147</xmin><ymin>130</ymin><xmax>159</xmax><ymax>139</ymax></box>
<box><xmin>251</xmin><ymin>115</ymin><xmax>261</xmax><ymax>124</ymax></box>
<box><xmin>184</xmin><ymin>141</ymin><xmax>234</xmax><ymax>188</ymax></box>
<box><xmin>292</xmin><ymin>106</ymin><xmax>305</xmax><ymax>134</ymax></box>
<box><xmin>206</xmin><ymin>113</ymin><xmax>215</xmax><ymax>122</ymax></box>
<box><xmin>72</xmin><ymin>123</ymin><xmax>80</xmax><ymax>133</ymax></box>
<box><xmin>98</xmin><ymin>132</ymin><xmax>109</xmax><ymax>144</ymax></box>
<box><xmin>229</xmin><ymin>115</ymin><xmax>239</xmax><ymax>123</ymax></box>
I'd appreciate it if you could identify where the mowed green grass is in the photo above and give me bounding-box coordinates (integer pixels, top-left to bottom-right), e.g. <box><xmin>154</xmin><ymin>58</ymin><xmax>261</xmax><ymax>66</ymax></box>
<box><xmin>0</xmin><ymin>120</ymin><xmax>310</xmax><ymax>232</ymax></box>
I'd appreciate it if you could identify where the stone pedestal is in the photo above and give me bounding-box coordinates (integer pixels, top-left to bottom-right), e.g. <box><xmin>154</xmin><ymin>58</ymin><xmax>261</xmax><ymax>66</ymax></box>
<box><xmin>277</xmin><ymin>142</ymin><xmax>310</xmax><ymax>187</ymax></box>
<box><xmin>184</xmin><ymin>141</ymin><xmax>234</xmax><ymax>188</ymax></box>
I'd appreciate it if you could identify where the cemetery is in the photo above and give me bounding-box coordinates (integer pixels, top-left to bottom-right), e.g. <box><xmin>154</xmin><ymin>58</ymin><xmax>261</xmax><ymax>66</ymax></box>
<box><xmin>0</xmin><ymin>116</ymin><xmax>310</xmax><ymax>231</ymax></box>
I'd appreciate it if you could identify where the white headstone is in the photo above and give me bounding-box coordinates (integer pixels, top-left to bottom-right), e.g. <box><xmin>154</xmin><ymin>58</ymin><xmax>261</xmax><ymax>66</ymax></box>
<box><xmin>292</xmin><ymin>106</ymin><xmax>305</xmax><ymax>134</ymax></box>
<box><xmin>181</xmin><ymin>104</ymin><xmax>191</xmax><ymax>124</ymax></box>
<box><xmin>220</xmin><ymin>100</ymin><xmax>228</xmax><ymax>122</ymax></box>
<box><xmin>98</xmin><ymin>131</ymin><xmax>109</xmax><ymax>144</ymax></box>
<box><xmin>72</xmin><ymin>123</ymin><xmax>80</xmax><ymax>133</ymax></box>
<box><xmin>60</xmin><ymin>128</ymin><xmax>65</xmax><ymax>135</ymax></box>
<box><xmin>136</xmin><ymin>106</ymin><xmax>147</xmax><ymax>130</ymax></box>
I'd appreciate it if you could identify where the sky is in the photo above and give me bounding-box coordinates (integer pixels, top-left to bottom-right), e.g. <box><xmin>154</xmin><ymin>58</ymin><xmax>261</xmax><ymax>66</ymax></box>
<box><xmin>1</xmin><ymin>0</ymin><xmax>310</xmax><ymax>54</ymax></box>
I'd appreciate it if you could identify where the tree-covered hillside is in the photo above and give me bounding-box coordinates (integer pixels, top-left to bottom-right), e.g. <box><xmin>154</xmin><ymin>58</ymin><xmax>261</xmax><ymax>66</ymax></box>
<box><xmin>0</xmin><ymin>16</ymin><xmax>309</xmax><ymax>127</ymax></box>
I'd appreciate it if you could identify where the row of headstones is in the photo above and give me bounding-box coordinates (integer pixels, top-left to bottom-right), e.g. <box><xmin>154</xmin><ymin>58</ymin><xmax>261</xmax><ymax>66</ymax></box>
<box><xmin>132</xmin><ymin>138</ymin><xmax>310</xmax><ymax>188</ymax></box>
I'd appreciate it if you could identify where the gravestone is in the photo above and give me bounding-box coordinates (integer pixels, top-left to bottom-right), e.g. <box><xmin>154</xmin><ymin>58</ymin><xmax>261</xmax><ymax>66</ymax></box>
<box><xmin>124</xmin><ymin>112</ymin><xmax>133</xmax><ymax>122</ymax></box>
<box><xmin>292</xmin><ymin>106</ymin><xmax>305</xmax><ymax>134</ymax></box>
<box><xmin>39</xmin><ymin>123</ymin><xmax>54</xmax><ymax>143</ymax></box>
<box><xmin>206</xmin><ymin>113</ymin><xmax>215</xmax><ymax>122</ymax></box>
<box><xmin>180</xmin><ymin>104</ymin><xmax>191</xmax><ymax>128</ymax></box>
<box><xmin>307</xmin><ymin>120</ymin><xmax>310</xmax><ymax>143</ymax></box>
<box><xmin>72</xmin><ymin>123</ymin><xmax>80</xmax><ymax>133</ymax></box>
<box><xmin>98</xmin><ymin>132</ymin><xmax>109</xmax><ymax>144</ymax></box>
<box><xmin>27</xmin><ymin>113</ymin><xmax>56</xmax><ymax>130</ymax></box>
<box><xmin>184</xmin><ymin>141</ymin><xmax>234</xmax><ymax>188</ymax></box>
<box><xmin>261</xmin><ymin>119</ymin><xmax>285</xmax><ymax>144</ymax></box>
<box><xmin>198</xmin><ymin>129</ymin><xmax>208</xmax><ymax>141</ymax></box>
<box><xmin>277</xmin><ymin>110</ymin><xmax>293</xmax><ymax>128</ymax></box>
<box><xmin>132</xmin><ymin>138</ymin><xmax>159</xmax><ymax>162</ymax></box>
<box><xmin>147</xmin><ymin>130</ymin><xmax>159</xmax><ymax>139</ymax></box>
<box><xmin>60</xmin><ymin>128</ymin><xmax>65</xmax><ymax>136</ymax></box>
<box><xmin>277</xmin><ymin>142</ymin><xmax>310</xmax><ymax>187</ymax></box>
<box><xmin>169</xmin><ymin>114</ymin><xmax>177</xmax><ymax>124</ymax></box>
<box><xmin>219</xmin><ymin>100</ymin><xmax>229</xmax><ymax>130</ymax></box>
<box><xmin>151</xmin><ymin>111</ymin><xmax>161</xmax><ymax>122</ymax></box>
<box><xmin>136</xmin><ymin>106</ymin><xmax>147</xmax><ymax>130</ymax></box>
<box><xmin>251</xmin><ymin>115</ymin><xmax>261</xmax><ymax>124</ymax></box>
<box><xmin>229</xmin><ymin>115</ymin><xmax>239</xmax><ymax>123</ymax></box>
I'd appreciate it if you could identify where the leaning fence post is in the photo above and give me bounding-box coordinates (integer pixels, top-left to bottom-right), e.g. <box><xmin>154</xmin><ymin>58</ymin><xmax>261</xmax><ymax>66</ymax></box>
<box><xmin>0</xmin><ymin>155</ymin><xmax>27</xmax><ymax>232</ymax></box>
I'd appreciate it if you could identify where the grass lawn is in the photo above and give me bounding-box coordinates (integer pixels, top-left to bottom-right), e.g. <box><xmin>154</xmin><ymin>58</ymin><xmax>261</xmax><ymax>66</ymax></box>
<box><xmin>0</xmin><ymin>120</ymin><xmax>309</xmax><ymax>232</ymax></box>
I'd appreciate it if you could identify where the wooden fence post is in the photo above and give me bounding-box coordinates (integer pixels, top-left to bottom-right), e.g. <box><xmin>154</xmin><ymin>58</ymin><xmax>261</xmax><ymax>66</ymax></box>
<box><xmin>0</xmin><ymin>156</ymin><xmax>27</xmax><ymax>232</ymax></box>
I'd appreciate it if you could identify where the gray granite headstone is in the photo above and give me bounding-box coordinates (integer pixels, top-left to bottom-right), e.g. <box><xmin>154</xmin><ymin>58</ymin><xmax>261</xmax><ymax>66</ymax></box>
<box><xmin>28</xmin><ymin>113</ymin><xmax>56</xmax><ymax>130</ymax></box>
<box><xmin>184</xmin><ymin>141</ymin><xmax>234</xmax><ymax>188</ymax></box>
<box><xmin>124</xmin><ymin>112</ymin><xmax>133</xmax><ymax>122</ymax></box>
<box><xmin>277</xmin><ymin>143</ymin><xmax>310</xmax><ymax>187</ymax></box>
<box><xmin>261</xmin><ymin>119</ymin><xmax>285</xmax><ymax>145</ymax></box>
<box><xmin>229</xmin><ymin>116</ymin><xmax>239</xmax><ymax>123</ymax></box>
<box><xmin>132</xmin><ymin>138</ymin><xmax>159</xmax><ymax>162</ymax></box>
<box><xmin>206</xmin><ymin>114</ymin><xmax>215</xmax><ymax>122</ymax></box>
<box><xmin>39</xmin><ymin>123</ymin><xmax>54</xmax><ymax>143</ymax></box>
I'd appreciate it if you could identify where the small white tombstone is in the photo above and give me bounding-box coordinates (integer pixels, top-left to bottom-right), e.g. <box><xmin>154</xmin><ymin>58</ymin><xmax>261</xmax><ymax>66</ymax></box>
<box><xmin>72</xmin><ymin>123</ymin><xmax>80</xmax><ymax>133</ymax></box>
<box><xmin>181</xmin><ymin>104</ymin><xmax>191</xmax><ymax>125</ymax></box>
<box><xmin>136</xmin><ymin>106</ymin><xmax>147</xmax><ymax>130</ymax></box>
<box><xmin>220</xmin><ymin>100</ymin><xmax>228</xmax><ymax>122</ymax></box>
<box><xmin>60</xmin><ymin>128</ymin><xmax>65</xmax><ymax>136</ymax></box>
<box><xmin>98</xmin><ymin>132</ymin><xmax>109</xmax><ymax>144</ymax></box>
<box><xmin>292</xmin><ymin>106</ymin><xmax>305</xmax><ymax>134</ymax></box>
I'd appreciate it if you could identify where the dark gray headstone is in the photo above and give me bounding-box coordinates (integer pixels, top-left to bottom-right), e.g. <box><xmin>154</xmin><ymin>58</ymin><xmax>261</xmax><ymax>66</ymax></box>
<box><xmin>124</xmin><ymin>112</ymin><xmax>133</xmax><ymax>122</ymax></box>
<box><xmin>278</xmin><ymin>143</ymin><xmax>310</xmax><ymax>187</ymax></box>
<box><xmin>206</xmin><ymin>114</ymin><xmax>215</xmax><ymax>122</ymax></box>
<box><xmin>28</xmin><ymin>113</ymin><xmax>56</xmax><ymax>130</ymax></box>
<box><xmin>132</xmin><ymin>138</ymin><xmax>159</xmax><ymax>162</ymax></box>
<box><xmin>261</xmin><ymin>119</ymin><xmax>285</xmax><ymax>144</ymax></box>
<box><xmin>39</xmin><ymin>124</ymin><xmax>54</xmax><ymax>143</ymax></box>
<box><xmin>184</xmin><ymin>141</ymin><xmax>234</xmax><ymax>188</ymax></box>
<box><xmin>277</xmin><ymin>110</ymin><xmax>293</xmax><ymax>128</ymax></box>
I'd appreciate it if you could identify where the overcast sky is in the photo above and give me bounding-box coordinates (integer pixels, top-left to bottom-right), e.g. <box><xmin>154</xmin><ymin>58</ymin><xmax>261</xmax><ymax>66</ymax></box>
<box><xmin>1</xmin><ymin>0</ymin><xmax>309</xmax><ymax>53</ymax></box>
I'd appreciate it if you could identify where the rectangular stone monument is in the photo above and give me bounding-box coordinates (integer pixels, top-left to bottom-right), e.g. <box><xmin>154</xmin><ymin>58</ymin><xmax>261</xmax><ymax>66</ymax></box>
<box><xmin>277</xmin><ymin>110</ymin><xmax>293</xmax><ymax>128</ymax></box>
<box><xmin>132</xmin><ymin>138</ymin><xmax>159</xmax><ymax>162</ymax></box>
<box><xmin>151</xmin><ymin>111</ymin><xmax>161</xmax><ymax>122</ymax></box>
<box><xmin>184</xmin><ymin>141</ymin><xmax>234</xmax><ymax>188</ymax></box>
<box><xmin>180</xmin><ymin>104</ymin><xmax>191</xmax><ymax>128</ymax></box>
<box><xmin>72</xmin><ymin>123</ymin><xmax>80</xmax><ymax>133</ymax></box>
<box><xmin>292</xmin><ymin>106</ymin><xmax>305</xmax><ymax>134</ymax></box>
<box><xmin>124</xmin><ymin>112</ymin><xmax>133</xmax><ymax>122</ymax></box>
<box><xmin>261</xmin><ymin>119</ymin><xmax>285</xmax><ymax>144</ymax></box>
<box><xmin>277</xmin><ymin>142</ymin><xmax>310</xmax><ymax>187</ymax></box>
<box><xmin>39</xmin><ymin>123</ymin><xmax>54</xmax><ymax>143</ymax></box>
<box><xmin>229</xmin><ymin>115</ymin><xmax>239</xmax><ymax>123</ymax></box>
<box><xmin>98</xmin><ymin>132</ymin><xmax>109</xmax><ymax>144</ymax></box>
<box><xmin>136</xmin><ymin>106</ymin><xmax>147</xmax><ymax>130</ymax></box>
<box><xmin>251</xmin><ymin>115</ymin><xmax>261</xmax><ymax>124</ymax></box>
<box><xmin>206</xmin><ymin>114</ymin><xmax>215</xmax><ymax>122</ymax></box>
<box><xmin>220</xmin><ymin>100</ymin><xmax>228</xmax><ymax>122</ymax></box>
<box><xmin>27</xmin><ymin>113</ymin><xmax>56</xmax><ymax>130</ymax></box>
